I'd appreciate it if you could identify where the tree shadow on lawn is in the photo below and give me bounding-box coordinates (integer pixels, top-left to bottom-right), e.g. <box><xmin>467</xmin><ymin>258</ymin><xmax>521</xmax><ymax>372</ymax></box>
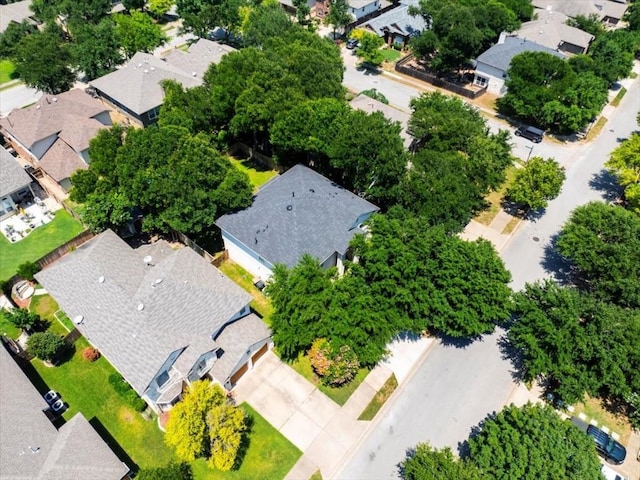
<box><xmin>540</xmin><ymin>233</ymin><xmax>574</xmax><ymax>286</ymax></box>
<box><xmin>589</xmin><ymin>169</ymin><xmax>624</xmax><ymax>203</ymax></box>
<box><xmin>501</xmin><ymin>197</ymin><xmax>546</xmax><ymax>223</ymax></box>
<box><xmin>89</xmin><ymin>417</ymin><xmax>139</xmax><ymax>474</ymax></box>
<box><xmin>231</xmin><ymin>410</ymin><xmax>255</xmax><ymax>470</ymax></box>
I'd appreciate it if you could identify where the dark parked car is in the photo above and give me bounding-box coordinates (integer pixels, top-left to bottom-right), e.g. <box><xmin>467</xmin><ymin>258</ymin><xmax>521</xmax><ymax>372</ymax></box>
<box><xmin>346</xmin><ymin>38</ymin><xmax>359</xmax><ymax>50</ymax></box>
<box><xmin>587</xmin><ymin>425</ymin><xmax>627</xmax><ymax>465</ymax></box>
<box><xmin>515</xmin><ymin>125</ymin><xmax>544</xmax><ymax>143</ymax></box>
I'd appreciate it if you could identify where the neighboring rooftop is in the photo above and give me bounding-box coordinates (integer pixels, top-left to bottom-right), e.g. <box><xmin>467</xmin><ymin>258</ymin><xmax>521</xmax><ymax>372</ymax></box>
<box><xmin>164</xmin><ymin>38</ymin><xmax>236</xmax><ymax>77</ymax></box>
<box><xmin>0</xmin><ymin>345</ymin><xmax>128</xmax><ymax>479</ymax></box>
<box><xmin>0</xmin><ymin>145</ymin><xmax>31</xmax><ymax>197</ymax></box>
<box><xmin>362</xmin><ymin>0</ymin><xmax>426</xmax><ymax>37</ymax></box>
<box><xmin>216</xmin><ymin>164</ymin><xmax>379</xmax><ymax>268</ymax></box>
<box><xmin>349</xmin><ymin>0</ymin><xmax>378</xmax><ymax>9</ymax></box>
<box><xmin>36</xmin><ymin>230</ymin><xmax>254</xmax><ymax>394</ymax></box>
<box><xmin>350</xmin><ymin>93</ymin><xmax>413</xmax><ymax>149</ymax></box>
<box><xmin>0</xmin><ymin>0</ymin><xmax>35</xmax><ymax>33</ymax></box>
<box><xmin>475</xmin><ymin>35</ymin><xmax>566</xmax><ymax>73</ymax></box>
<box><xmin>532</xmin><ymin>0</ymin><xmax>628</xmax><ymax>21</ymax></box>
<box><xmin>90</xmin><ymin>52</ymin><xmax>201</xmax><ymax>116</ymax></box>
<box><xmin>514</xmin><ymin>9</ymin><xmax>594</xmax><ymax>52</ymax></box>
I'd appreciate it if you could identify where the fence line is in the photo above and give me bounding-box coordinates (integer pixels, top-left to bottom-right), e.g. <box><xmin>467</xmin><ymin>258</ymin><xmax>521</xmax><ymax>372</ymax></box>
<box><xmin>36</xmin><ymin>230</ymin><xmax>95</xmax><ymax>270</ymax></box>
<box><xmin>395</xmin><ymin>55</ymin><xmax>487</xmax><ymax>99</ymax></box>
<box><xmin>168</xmin><ymin>231</ymin><xmax>225</xmax><ymax>267</ymax></box>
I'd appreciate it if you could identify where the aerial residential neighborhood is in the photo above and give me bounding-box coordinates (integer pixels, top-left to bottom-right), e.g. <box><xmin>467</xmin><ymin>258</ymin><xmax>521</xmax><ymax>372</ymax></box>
<box><xmin>0</xmin><ymin>0</ymin><xmax>639</xmax><ymax>479</ymax></box>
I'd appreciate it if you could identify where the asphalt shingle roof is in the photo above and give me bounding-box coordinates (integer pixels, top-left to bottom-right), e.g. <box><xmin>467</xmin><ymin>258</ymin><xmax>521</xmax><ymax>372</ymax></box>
<box><xmin>0</xmin><ymin>145</ymin><xmax>31</xmax><ymax>197</ymax></box>
<box><xmin>35</xmin><ymin>230</ymin><xmax>255</xmax><ymax>394</ymax></box>
<box><xmin>216</xmin><ymin>164</ymin><xmax>379</xmax><ymax>268</ymax></box>
<box><xmin>514</xmin><ymin>10</ymin><xmax>594</xmax><ymax>51</ymax></box>
<box><xmin>164</xmin><ymin>38</ymin><xmax>236</xmax><ymax>78</ymax></box>
<box><xmin>0</xmin><ymin>346</ymin><xmax>127</xmax><ymax>479</ymax></box>
<box><xmin>475</xmin><ymin>36</ymin><xmax>566</xmax><ymax>73</ymax></box>
<box><xmin>0</xmin><ymin>0</ymin><xmax>34</xmax><ymax>32</ymax></box>
<box><xmin>532</xmin><ymin>0</ymin><xmax>628</xmax><ymax>21</ymax></box>
<box><xmin>362</xmin><ymin>0</ymin><xmax>426</xmax><ymax>37</ymax></box>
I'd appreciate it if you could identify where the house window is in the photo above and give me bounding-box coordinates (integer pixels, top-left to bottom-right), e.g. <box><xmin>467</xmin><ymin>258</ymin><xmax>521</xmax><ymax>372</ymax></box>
<box><xmin>148</xmin><ymin>107</ymin><xmax>159</xmax><ymax>120</ymax></box>
<box><xmin>475</xmin><ymin>76</ymin><xmax>488</xmax><ymax>87</ymax></box>
<box><xmin>156</xmin><ymin>370</ymin><xmax>170</xmax><ymax>388</ymax></box>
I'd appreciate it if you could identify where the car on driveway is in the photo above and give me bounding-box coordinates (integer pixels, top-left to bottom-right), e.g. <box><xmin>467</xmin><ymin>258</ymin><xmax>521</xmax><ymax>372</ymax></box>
<box><xmin>346</xmin><ymin>38</ymin><xmax>359</xmax><ymax>50</ymax></box>
<box><xmin>515</xmin><ymin>125</ymin><xmax>544</xmax><ymax>143</ymax></box>
<box><xmin>587</xmin><ymin>425</ymin><xmax>627</xmax><ymax>465</ymax></box>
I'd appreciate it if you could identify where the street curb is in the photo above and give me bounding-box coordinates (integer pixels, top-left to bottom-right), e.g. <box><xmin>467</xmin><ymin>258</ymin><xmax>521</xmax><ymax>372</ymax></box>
<box><xmin>327</xmin><ymin>336</ymin><xmax>439</xmax><ymax>479</ymax></box>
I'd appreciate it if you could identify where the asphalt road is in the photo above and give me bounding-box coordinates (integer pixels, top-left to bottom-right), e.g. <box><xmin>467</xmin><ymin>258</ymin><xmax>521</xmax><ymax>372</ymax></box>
<box><xmin>0</xmin><ymin>84</ymin><xmax>42</xmax><ymax>116</ymax></box>
<box><xmin>337</xmin><ymin>50</ymin><xmax>639</xmax><ymax>480</ymax></box>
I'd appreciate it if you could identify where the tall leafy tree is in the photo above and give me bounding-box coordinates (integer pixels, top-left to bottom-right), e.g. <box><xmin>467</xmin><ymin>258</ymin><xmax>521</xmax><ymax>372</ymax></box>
<box><xmin>148</xmin><ymin>0</ymin><xmax>175</xmax><ymax>18</ymax></box>
<box><xmin>355</xmin><ymin>31</ymin><xmax>385</xmax><ymax>67</ymax></box>
<box><xmin>326</xmin><ymin>0</ymin><xmax>352</xmax><ymax>36</ymax></box>
<box><xmin>114</xmin><ymin>11</ymin><xmax>167</xmax><ymax>58</ymax></box>
<box><xmin>506</xmin><ymin>156</ymin><xmax>566</xmax><ymax>210</ymax></box>
<box><xmin>0</xmin><ymin>20</ymin><xmax>37</xmax><ymax>58</ymax></box>
<box><xmin>400</xmin><ymin>443</ymin><xmax>483</xmax><ymax>480</ymax></box>
<box><xmin>137</xmin><ymin>463</ymin><xmax>193</xmax><ymax>480</ymax></box>
<box><xmin>468</xmin><ymin>403</ymin><xmax>603</xmax><ymax>480</ymax></box>
<box><xmin>207</xmin><ymin>401</ymin><xmax>247</xmax><ymax>470</ymax></box>
<box><xmin>588</xmin><ymin>31</ymin><xmax>634</xmax><ymax>85</ymax></box>
<box><xmin>14</xmin><ymin>26</ymin><xmax>75</xmax><ymax>94</ymax></box>
<box><xmin>556</xmin><ymin>202</ymin><xmax>640</xmax><ymax>308</ymax></box>
<box><xmin>606</xmin><ymin>133</ymin><xmax>640</xmax><ymax>214</ymax></box>
<box><xmin>177</xmin><ymin>0</ymin><xmax>246</xmax><ymax>38</ymax></box>
<box><xmin>242</xmin><ymin>0</ymin><xmax>294</xmax><ymax>48</ymax></box>
<box><xmin>70</xmin><ymin>19</ymin><xmax>124</xmax><ymax>80</ymax></box>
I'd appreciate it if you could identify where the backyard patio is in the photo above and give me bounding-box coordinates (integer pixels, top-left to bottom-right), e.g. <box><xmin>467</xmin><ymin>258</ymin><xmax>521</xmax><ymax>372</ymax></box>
<box><xmin>1</xmin><ymin>197</ymin><xmax>58</xmax><ymax>243</ymax></box>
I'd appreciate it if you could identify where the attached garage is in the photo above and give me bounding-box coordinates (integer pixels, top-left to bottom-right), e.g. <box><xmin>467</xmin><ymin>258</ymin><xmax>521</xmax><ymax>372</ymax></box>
<box><xmin>229</xmin><ymin>363</ymin><xmax>249</xmax><ymax>386</ymax></box>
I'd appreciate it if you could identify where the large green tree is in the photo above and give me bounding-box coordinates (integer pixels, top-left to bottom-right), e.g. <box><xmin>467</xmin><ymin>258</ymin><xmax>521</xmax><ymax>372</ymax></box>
<box><xmin>70</xmin><ymin>19</ymin><xmax>124</xmax><ymax>80</ymax></box>
<box><xmin>468</xmin><ymin>403</ymin><xmax>603</xmax><ymax>480</ymax></box>
<box><xmin>556</xmin><ymin>202</ymin><xmax>640</xmax><ymax>308</ymax></box>
<box><xmin>355</xmin><ymin>31</ymin><xmax>385</xmax><ymax>67</ymax></box>
<box><xmin>506</xmin><ymin>156</ymin><xmax>565</xmax><ymax>210</ymax></box>
<box><xmin>177</xmin><ymin>0</ymin><xmax>246</xmax><ymax>39</ymax></box>
<box><xmin>242</xmin><ymin>1</ymin><xmax>294</xmax><ymax>48</ymax></box>
<box><xmin>326</xmin><ymin>0</ymin><xmax>352</xmax><ymax>36</ymax></box>
<box><xmin>400</xmin><ymin>443</ymin><xmax>483</xmax><ymax>480</ymax></box>
<box><xmin>606</xmin><ymin>133</ymin><xmax>640</xmax><ymax>214</ymax></box>
<box><xmin>0</xmin><ymin>20</ymin><xmax>37</xmax><ymax>58</ymax></box>
<box><xmin>114</xmin><ymin>11</ymin><xmax>167</xmax><ymax>58</ymax></box>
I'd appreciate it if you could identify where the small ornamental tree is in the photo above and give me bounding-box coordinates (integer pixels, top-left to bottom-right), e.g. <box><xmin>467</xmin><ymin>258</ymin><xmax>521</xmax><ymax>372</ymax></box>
<box><xmin>17</xmin><ymin>261</ymin><xmax>40</xmax><ymax>281</ymax></box>
<box><xmin>355</xmin><ymin>31</ymin><xmax>385</xmax><ymax>67</ymax></box>
<box><xmin>5</xmin><ymin>308</ymin><xmax>41</xmax><ymax>331</ymax></box>
<box><xmin>27</xmin><ymin>332</ymin><xmax>65</xmax><ymax>362</ymax></box>
<box><xmin>507</xmin><ymin>156</ymin><xmax>566</xmax><ymax>210</ymax></box>
<box><xmin>82</xmin><ymin>346</ymin><xmax>100</xmax><ymax>362</ymax></box>
<box><xmin>308</xmin><ymin>338</ymin><xmax>359</xmax><ymax>386</ymax></box>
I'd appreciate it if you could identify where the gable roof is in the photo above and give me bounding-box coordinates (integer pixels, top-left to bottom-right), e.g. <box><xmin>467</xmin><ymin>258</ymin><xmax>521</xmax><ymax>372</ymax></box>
<box><xmin>35</xmin><ymin>230</ymin><xmax>253</xmax><ymax>394</ymax></box>
<box><xmin>350</xmin><ymin>93</ymin><xmax>413</xmax><ymax>149</ymax></box>
<box><xmin>0</xmin><ymin>145</ymin><xmax>31</xmax><ymax>197</ymax></box>
<box><xmin>216</xmin><ymin>165</ymin><xmax>379</xmax><ymax>268</ymax></box>
<box><xmin>90</xmin><ymin>52</ymin><xmax>202</xmax><ymax>116</ymax></box>
<box><xmin>0</xmin><ymin>0</ymin><xmax>34</xmax><ymax>32</ymax></box>
<box><xmin>38</xmin><ymin>138</ymin><xmax>89</xmax><ymax>182</ymax></box>
<box><xmin>532</xmin><ymin>0</ymin><xmax>628</xmax><ymax>21</ymax></box>
<box><xmin>514</xmin><ymin>10</ymin><xmax>594</xmax><ymax>51</ymax></box>
<box><xmin>0</xmin><ymin>345</ymin><xmax>128</xmax><ymax>479</ymax></box>
<box><xmin>0</xmin><ymin>89</ymin><xmax>109</xmax><ymax>151</ymax></box>
<box><xmin>164</xmin><ymin>38</ymin><xmax>236</xmax><ymax>79</ymax></box>
<box><xmin>475</xmin><ymin>35</ymin><xmax>566</xmax><ymax>73</ymax></box>
<box><xmin>362</xmin><ymin>0</ymin><xmax>426</xmax><ymax>37</ymax></box>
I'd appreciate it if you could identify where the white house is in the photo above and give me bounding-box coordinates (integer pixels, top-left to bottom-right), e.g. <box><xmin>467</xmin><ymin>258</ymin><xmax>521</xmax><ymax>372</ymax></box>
<box><xmin>348</xmin><ymin>0</ymin><xmax>380</xmax><ymax>20</ymax></box>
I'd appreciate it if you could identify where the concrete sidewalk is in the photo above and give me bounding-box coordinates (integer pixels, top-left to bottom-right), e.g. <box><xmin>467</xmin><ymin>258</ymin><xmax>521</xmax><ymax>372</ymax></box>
<box><xmin>235</xmin><ymin>336</ymin><xmax>433</xmax><ymax>480</ymax></box>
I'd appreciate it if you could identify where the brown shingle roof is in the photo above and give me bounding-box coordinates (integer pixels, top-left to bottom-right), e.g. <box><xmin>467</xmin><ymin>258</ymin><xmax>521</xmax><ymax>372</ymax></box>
<box><xmin>38</xmin><ymin>139</ymin><xmax>89</xmax><ymax>182</ymax></box>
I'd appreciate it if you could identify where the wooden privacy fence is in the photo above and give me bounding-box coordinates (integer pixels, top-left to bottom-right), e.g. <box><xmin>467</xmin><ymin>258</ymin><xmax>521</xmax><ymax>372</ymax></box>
<box><xmin>37</xmin><ymin>230</ymin><xmax>95</xmax><ymax>270</ymax></box>
<box><xmin>395</xmin><ymin>55</ymin><xmax>487</xmax><ymax>99</ymax></box>
<box><xmin>168</xmin><ymin>231</ymin><xmax>225</xmax><ymax>267</ymax></box>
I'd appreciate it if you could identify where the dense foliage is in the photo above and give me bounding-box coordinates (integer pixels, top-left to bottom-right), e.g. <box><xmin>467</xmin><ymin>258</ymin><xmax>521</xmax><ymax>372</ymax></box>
<box><xmin>468</xmin><ymin>403</ymin><xmax>603</xmax><ymax>480</ymax></box>
<box><xmin>308</xmin><ymin>338</ymin><xmax>360</xmax><ymax>386</ymax></box>
<box><xmin>5</xmin><ymin>308</ymin><xmax>43</xmax><ymax>331</ymax></box>
<box><xmin>506</xmin><ymin>156</ymin><xmax>566</xmax><ymax>210</ymax></box>
<box><xmin>27</xmin><ymin>332</ymin><xmax>66</xmax><ymax>362</ymax></box>
<box><xmin>71</xmin><ymin>125</ymin><xmax>252</xmax><ymax>239</ymax></box>
<box><xmin>509</xmin><ymin>280</ymin><xmax>640</xmax><ymax>403</ymax></box>
<box><xmin>137</xmin><ymin>463</ymin><xmax>194</xmax><ymax>480</ymax></box>
<box><xmin>108</xmin><ymin>373</ymin><xmax>147</xmax><ymax>411</ymax></box>
<box><xmin>164</xmin><ymin>381</ymin><xmax>246</xmax><ymax>470</ymax></box>
<box><xmin>606</xmin><ymin>133</ymin><xmax>640</xmax><ymax>214</ymax></box>
<box><xmin>556</xmin><ymin>202</ymin><xmax>640</xmax><ymax>308</ymax></box>
<box><xmin>400</xmin><ymin>443</ymin><xmax>483</xmax><ymax>480</ymax></box>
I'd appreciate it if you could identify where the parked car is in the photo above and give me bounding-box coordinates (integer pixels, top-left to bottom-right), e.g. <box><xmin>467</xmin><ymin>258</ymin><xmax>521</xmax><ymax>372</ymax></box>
<box><xmin>587</xmin><ymin>425</ymin><xmax>627</xmax><ymax>465</ymax></box>
<box><xmin>346</xmin><ymin>38</ymin><xmax>359</xmax><ymax>50</ymax></box>
<box><xmin>601</xmin><ymin>463</ymin><xmax>628</xmax><ymax>480</ymax></box>
<box><xmin>515</xmin><ymin>125</ymin><xmax>544</xmax><ymax>143</ymax></box>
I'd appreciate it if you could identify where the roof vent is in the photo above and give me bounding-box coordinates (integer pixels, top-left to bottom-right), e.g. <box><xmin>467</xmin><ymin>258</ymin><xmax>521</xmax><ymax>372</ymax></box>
<box><xmin>98</xmin><ymin>276</ymin><xmax>105</xmax><ymax>283</ymax></box>
<box><xmin>150</xmin><ymin>66</ymin><xmax>155</xmax><ymax>71</ymax></box>
<box><xmin>143</xmin><ymin>255</ymin><xmax>153</xmax><ymax>265</ymax></box>
<box><xmin>137</xmin><ymin>303</ymin><xmax>144</xmax><ymax>311</ymax></box>
<box><xmin>154</xmin><ymin>278</ymin><xmax>163</xmax><ymax>285</ymax></box>
<box><xmin>143</xmin><ymin>69</ymin><xmax>149</xmax><ymax>74</ymax></box>
<box><xmin>192</xmin><ymin>71</ymin><xmax>197</xmax><ymax>77</ymax></box>
<box><xmin>309</xmin><ymin>188</ymin><xmax>315</xmax><ymax>193</ymax></box>
<box><xmin>36</xmin><ymin>105</ymin><xmax>41</xmax><ymax>110</ymax></box>
<box><xmin>286</xmin><ymin>205</ymin><xmax>293</xmax><ymax>211</ymax></box>
<box><xmin>52</xmin><ymin>97</ymin><xmax>57</xmax><ymax>102</ymax></box>
<box><xmin>138</xmin><ymin>63</ymin><xmax>143</xmax><ymax>68</ymax></box>
<box><xmin>73</xmin><ymin>315</ymin><xmax>84</xmax><ymax>325</ymax></box>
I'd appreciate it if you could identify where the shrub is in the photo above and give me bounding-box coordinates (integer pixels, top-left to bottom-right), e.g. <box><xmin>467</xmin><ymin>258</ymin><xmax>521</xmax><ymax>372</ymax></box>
<box><xmin>108</xmin><ymin>372</ymin><xmax>146</xmax><ymax>411</ymax></box>
<box><xmin>27</xmin><ymin>332</ymin><xmax>65</xmax><ymax>362</ymax></box>
<box><xmin>16</xmin><ymin>261</ymin><xmax>40</xmax><ymax>281</ymax></box>
<box><xmin>5</xmin><ymin>308</ymin><xmax>41</xmax><ymax>331</ymax></box>
<box><xmin>309</xmin><ymin>338</ymin><xmax>360</xmax><ymax>386</ymax></box>
<box><xmin>82</xmin><ymin>346</ymin><xmax>100</xmax><ymax>362</ymax></box>
<box><xmin>137</xmin><ymin>462</ymin><xmax>193</xmax><ymax>480</ymax></box>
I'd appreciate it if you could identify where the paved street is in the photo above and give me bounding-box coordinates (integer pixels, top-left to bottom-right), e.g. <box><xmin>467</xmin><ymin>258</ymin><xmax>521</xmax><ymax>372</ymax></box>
<box><xmin>0</xmin><ymin>83</ymin><xmax>42</xmax><ymax>116</ymax></box>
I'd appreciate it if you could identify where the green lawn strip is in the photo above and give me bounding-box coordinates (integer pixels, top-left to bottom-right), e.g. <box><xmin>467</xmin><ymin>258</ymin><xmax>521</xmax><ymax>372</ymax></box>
<box><xmin>30</xmin><ymin>337</ymin><xmax>173</xmax><ymax>470</ymax></box>
<box><xmin>572</xmin><ymin>396</ymin><xmax>631</xmax><ymax>444</ymax></box>
<box><xmin>380</xmin><ymin>48</ymin><xmax>401</xmax><ymax>63</ymax></box>
<box><xmin>55</xmin><ymin>310</ymin><xmax>74</xmax><ymax>332</ymax></box>
<box><xmin>0</xmin><ymin>310</ymin><xmax>21</xmax><ymax>339</ymax></box>
<box><xmin>474</xmin><ymin>162</ymin><xmax>519</xmax><ymax>226</ymax></box>
<box><xmin>218</xmin><ymin>261</ymin><xmax>273</xmax><ymax>323</ymax></box>
<box><xmin>0</xmin><ymin>209</ymin><xmax>85</xmax><ymax>281</ymax></box>
<box><xmin>309</xmin><ymin>470</ymin><xmax>323</xmax><ymax>480</ymax></box>
<box><xmin>586</xmin><ymin>117</ymin><xmax>607</xmax><ymax>142</ymax></box>
<box><xmin>0</xmin><ymin>59</ymin><xmax>18</xmax><ymax>84</ymax></box>
<box><xmin>288</xmin><ymin>353</ymin><xmax>369</xmax><ymax>406</ymax></box>
<box><xmin>30</xmin><ymin>294</ymin><xmax>70</xmax><ymax>335</ymax></box>
<box><xmin>358</xmin><ymin>374</ymin><xmax>398</xmax><ymax>421</ymax></box>
<box><xmin>191</xmin><ymin>403</ymin><xmax>302</xmax><ymax>480</ymax></box>
<box><xmin>227</xmin><ymin>156</ymin><xmax>278</xmax><ymax>191</ymax></box>
<box><xmin>611</xmin><ymin>87</ymin><xmax>627</xmax><ymax>107</ymax></box>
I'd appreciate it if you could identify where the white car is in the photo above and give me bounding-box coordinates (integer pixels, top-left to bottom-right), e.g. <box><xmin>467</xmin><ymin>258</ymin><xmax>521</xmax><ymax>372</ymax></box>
<box><xmin>601</xmin><ymin>463</ymin><xmax>628</xmax><ymax>480</ymax></box>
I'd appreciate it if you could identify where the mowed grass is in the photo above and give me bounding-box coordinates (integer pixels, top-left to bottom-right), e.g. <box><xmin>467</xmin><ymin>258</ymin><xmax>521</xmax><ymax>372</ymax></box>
<box><xmin>381</xmin><ymin>48</ymin><xmax>401</xmax><ymax>63</ymax></box>
<box><xmin>572</xmin><ymin>396</ymin><xmax>632</xmax><ymax>444</ymax></box>
<box><xmin>191</xmin><ymin>404</ymin><xmax>301</xmax><ymax>480</ymax></box>
<box><xmin>0</xmin><ymin>59</ymin><xmax>18</xmax><ymax>84</ymax></box>
<box><xmin>288</xmin><ymin>353</ymin><xmax>369</xmax><ymax>406</ymax></box>
<box><xmin>218</xmin><ymin>260</ymin><xmax>273</xmax><ymax>323</ymax></box>
<box><xmin>0</xmin><ymin>210</ymin><xmax>85</xmax><ymax>281</ymax></box>
<box><xmin>29</xmin><ymin>336</ymin><xmax>174</xmax><ymax>470</ymax></box>
<box><xmin>358</xmin><ymin>374</ymin><xmax>398</xmax><ymax>421</ymax></box>
<box><xmin>474</xmin><ymin>163</ymin><xmax>519</xmax><ymax>226</ymax></box>
<box><xmin>228</xmin><ymin>156</ymin><xmax>278</xmax><ymax>191</ymax></box>
<box><xmin>29</xmin><ymin>294</ymin><xmax>70</xmax><ymax>336</ymax></box>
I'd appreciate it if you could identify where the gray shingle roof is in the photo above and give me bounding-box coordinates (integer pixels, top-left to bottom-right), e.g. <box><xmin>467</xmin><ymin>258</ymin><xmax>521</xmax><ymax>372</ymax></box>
<box><xmin>0</xmin><ymin>0</ymin><xmax>34</xmax><ymax>32</ymax></box>
<box><xmin>350</xmin><ymin>94</ymin><xmax>413</xmax><ymax>149</ymax></box>
<box><xmin>475</xmin><ymin>36</ymin><xmax>566</xmax><ymax>73</ymax></box>
<box><xmin>90</xmin><ymin>52</ymin><xmax>202</xmax><ymax>116</ymax></box>
<box><xmin>216</xmin><ymin>164</ymin><xmax>379</xmax><ymax>269</ymax></box>
<box><xmin>0</xmin><ymin>346</ymin><xmax>127</xmax><ymax>479</ymax></box>
<box><xmin>514</xmin><ymin>10</ymin><xmax>594</xmax><ymax>51</ymax></box>
<box><xmin>163</xmin><ymin>38</ymin><xmax>236</xmax><ymax>78</ymax></box>
<box><xmin>0</xmin><ymin>145</ymin><xmax>31</xmax><ymax>198</ymax></box>
<box><xmin>362</xmin><ymin>2</ymin><xmax>426</xmax><ymax>37</ymax></box>
<box><xmin>532</xmin><ymin>0</ymin><xmax>628</xmax><ymax>21</ymax></box>
<box><xmin>35</xmin><ymin>230</ymin><xmax>253</xmax><ymax>394</ymax></box>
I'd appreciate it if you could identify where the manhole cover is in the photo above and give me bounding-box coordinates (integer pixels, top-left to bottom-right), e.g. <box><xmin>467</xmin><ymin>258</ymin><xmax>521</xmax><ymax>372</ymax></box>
<box><xmin>532</xmin><ymin>236</ymin><xmax>540</xmax><ymax>242</ymax></box>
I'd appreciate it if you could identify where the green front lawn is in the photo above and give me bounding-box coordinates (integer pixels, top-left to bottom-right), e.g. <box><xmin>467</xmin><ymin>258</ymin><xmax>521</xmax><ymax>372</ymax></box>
<box><xmin>0</xmin><ymin>209</ymin><xmax>85</xmax><ymax>281</ymax></box>
<box><xmin>289</xmin><ymin>353</ymin><xmax>369</xmax><ymax>406</ymax></box>
<box><xmin>381</xmin><ymin>48</ymin><xmax>401</xmax><ymax>63</ymax></box>
<box><xmin>30</xmin><ymin>294</ymin><xmax>71</xmax><ymax>336</ymax></box>
<box><xmin>228</xmin><ymin>157</ymin><xmax>278</xmax><ymax>191</ymax></box>
<box><xmin>0</xmin><ymin>59</ymin><xmax>18</xmax><ymax>84</ymax></box>
<box><xmin>191</xmin><ymin>404</ymin><xmax>301</xmax><ymax>480</ymax></box>
<box><xmin>473</xmin><ymin>163</ymin><xmax>519</xmax><ymax>226</ymax></box>
<box><xmin>30</xmin><ymin>337</ymin><xmax>173</xmax><ymax>469</ymax></box>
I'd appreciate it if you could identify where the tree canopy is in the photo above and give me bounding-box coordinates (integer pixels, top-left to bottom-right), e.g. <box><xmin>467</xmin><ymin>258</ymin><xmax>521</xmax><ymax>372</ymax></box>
<box><xmin>400</xmin><ymin>443</ymin><xmax>483</xmax><ymax>480</ymax></box>
<box><xmin>556</xmin><ymin>202</ymin><xmax>640</xmax><ymax>308</ymax></box>
<box><xmin>70</xmin><ymin>19</ymin><xmax>124</xmax><ymax>80</ymax></box>
<box><xmin>468</xmin><ymin>403</ymin><xmax>603</xmax><ymax>480</ymax></box>
<box><xmin>606</xmin><ymin>133</ymin><xmax>640</xmax><ymax>214</ymax></box>
<box><xmin>506</xmin><ymin>156</ymin><xmax>565</xmax><ymax>210</ymax></box>
<box><xmin>113</xmin><ymin>11</ymin><xmax>167</xmax><ymax>58</ymax></box>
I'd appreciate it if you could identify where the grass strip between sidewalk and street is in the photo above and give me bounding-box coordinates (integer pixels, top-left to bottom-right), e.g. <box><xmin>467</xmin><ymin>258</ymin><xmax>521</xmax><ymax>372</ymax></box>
<box><xmin>586</xmin><ymin>117</ymin><xmax>607</xmax><ymax>142</ymax></box>
<box><xmin>611</xmin><ymin>87</ymin><xmax>627</xmax><ymax>107</ymax></box>
<box><xmin>358</xmin><ymin>373</ymin><xmax>398</xmax><ymax>421</ymax></box>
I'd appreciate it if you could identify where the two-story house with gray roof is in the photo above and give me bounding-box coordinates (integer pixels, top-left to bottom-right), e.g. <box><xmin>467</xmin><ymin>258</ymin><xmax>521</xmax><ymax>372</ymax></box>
<box><xmin>36</xmin><ymin>230</ymin><xmax>271</xmax><ymax>414</ymax></box>
<box><xmin>0</xmin><ymin>344</ymin><xmax>129</xmax><ymax>479</ymax></box>
<box><xmin>215</xmin><ymin>164</ymin><xmax>379</xmax><ymax>281</ymax></box>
